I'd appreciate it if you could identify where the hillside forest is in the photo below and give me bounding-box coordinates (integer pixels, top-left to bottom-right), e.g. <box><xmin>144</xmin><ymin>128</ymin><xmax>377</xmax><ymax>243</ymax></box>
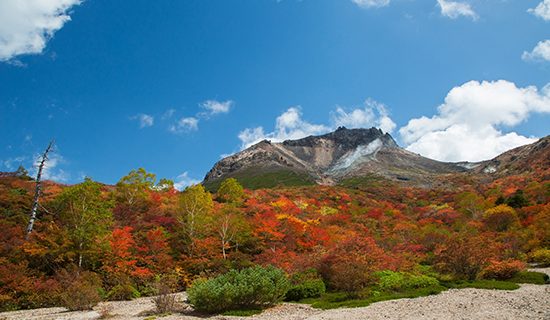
<box><xmin>0</xmin><ymin>165</ymin><xmax>549</xmax><ymax>312</ymax></box>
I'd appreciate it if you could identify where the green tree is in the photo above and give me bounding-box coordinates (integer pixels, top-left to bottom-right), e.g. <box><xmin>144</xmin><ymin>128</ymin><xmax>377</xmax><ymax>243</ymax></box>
<box><xmin>211</xmin><ymin>204</ymin><xmax>250</xmax><ymax>259</ymax></box>
<box><xmin>506</xmin><ymin>190</ymin><xmax>529</xmax><ymax>208</ymax></box>
<box><xmin>156</xmin><ymin>178</ymin><xmax>175</xmax><ymax>191</ymax></box>
<box><xmin>55</xmin><ymin>178</ymin><xmax>113</xmax><ymax>268</ymax></box>
<box><xmin>217</xmin><ymin>178</ymin><xmax>244</xmax><ymax>203</ymax></box>
<box><xmin>455</xmin><ymin>191</ymin><xmax>486</xmax><ymax>219</ymax></box>
<box><xmin>178</xmin><ymin>184</ymin><xmax>213</xmax><ymax>251</ymax></box>
<box><xmin>115</xmin><ymin>168</ymin><xmax>156</xmax><ymax>207</ymax></box>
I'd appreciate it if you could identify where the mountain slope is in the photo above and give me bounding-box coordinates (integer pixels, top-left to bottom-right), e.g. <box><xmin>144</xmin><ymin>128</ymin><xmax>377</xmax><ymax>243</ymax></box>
<box><xmin>473</xmin><ymin>136</ymin><xmax>550</xmax><ymax>178</ymax></box>
<box><xmin>203</xmin><ymin>127</ymin><xmax>467</xmax><ymax>190</ymax></box>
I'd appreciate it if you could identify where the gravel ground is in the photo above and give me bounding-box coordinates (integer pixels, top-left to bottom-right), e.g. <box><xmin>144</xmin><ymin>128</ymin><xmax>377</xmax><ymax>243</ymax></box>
<box><xmin>1</xmin><ymin>268</ymin><xmax>548</xmax><ymax>320</ymax></box>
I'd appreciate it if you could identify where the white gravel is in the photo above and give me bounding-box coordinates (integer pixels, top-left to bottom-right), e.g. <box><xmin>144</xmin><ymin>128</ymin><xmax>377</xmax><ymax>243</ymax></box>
<box><xmin>1</xmin><ymin>268</ymin><xmax>548</xmax><ymax>320</ymax></box>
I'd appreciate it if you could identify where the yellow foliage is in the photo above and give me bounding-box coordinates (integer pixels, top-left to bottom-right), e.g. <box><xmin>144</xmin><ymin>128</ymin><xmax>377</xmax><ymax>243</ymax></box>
<box><xmin>319</xmin><ymin>206</ymin><xmax>338</xmax><ymax>216</ymax></box>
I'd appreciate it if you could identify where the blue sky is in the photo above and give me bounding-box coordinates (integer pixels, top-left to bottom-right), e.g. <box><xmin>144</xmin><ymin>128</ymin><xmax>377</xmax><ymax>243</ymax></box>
<box><xmin>1</xmin><ymin>0</ymin><xmax>549</xmax><ymax>188</ymax></box>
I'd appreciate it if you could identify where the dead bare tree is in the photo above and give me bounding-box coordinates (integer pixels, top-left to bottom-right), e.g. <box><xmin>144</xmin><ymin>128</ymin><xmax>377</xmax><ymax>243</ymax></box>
<box><xmin>26</xmin><ymin>140</ymin><xmax>54</xmax><ymax>240</ymax></box>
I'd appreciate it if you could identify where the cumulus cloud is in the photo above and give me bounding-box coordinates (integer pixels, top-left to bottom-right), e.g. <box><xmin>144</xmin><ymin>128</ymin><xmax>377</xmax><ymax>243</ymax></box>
<box><xmin>168</xmin><ymin>99</ymin><xmax>233</xmax><ymax>134</ymax></box>
<box><xmin>0</xmin><ymin>0</ymin><xmax>81</xmax><ymax>62</ymax></box>
<box><xmin>173</xmin><ymin>172</ymin><xmax>201</xmax><ymax>191</ymax></box>
<box><xmin>522</xmin><ymin>40</ymin><xmax>550</xmax><ymax>62</ymax></box>
<box><xmin>200</xmin><ymin>100</ymin><xmax>233</xmax><ymax>116</ymax></box>
<box><xmin>132</xmin><ymin>113</ymin><xmax>154</xmax><ymax>128</ymax></box>
<box><xmin>30</xmin><ymin>151</ymin><xmax>70</xmax><ymax>182</ymax></box>
<box><xmin>169</xmin><ymin>117</ymin><xmax>199</xmax><ymax>133</ymax></box>
<box><xmin>238</xmin><ymin>101</ymin><xmax>395</xmax><ymax>150</ymax></box>
<box><xmin>529</xmin><ymin>0</ymin><xmax>550</xmax><ymax>21</ymax></box>
<box><xmin>238</xmin><ymin>107</ymin><xmax>330</xmax><ymax>149</ymax></box>
<box><xmin>399</xmin><ymin>80</ymin><xmax>550</xmax><ymax>162</ymax></box>
<box><xmin>332</xmin><ymin>99</ymin><xmax>396</xmax><ymax>134</ymax></box>
<box><xmin>352</xmin><ymin>0</ymin><xmax>390</xmax><ymax>8</ymax></box>
<box><xmin>437</xmin><ymin>0</ymin><xmax>478</xmax><ymax>20</ymax></box>
<box><xmin>238</xmin><ymin>127</ymin><xmax>269</xmax><ymax>149</ymax></box>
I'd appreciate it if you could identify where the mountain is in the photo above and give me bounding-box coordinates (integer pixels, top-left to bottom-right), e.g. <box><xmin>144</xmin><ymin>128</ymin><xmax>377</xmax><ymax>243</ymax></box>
<box><xmin>203</xmin><ymin>127</ymin><xmax>469</xmax><ymax>190</ymax></box>
<box><xmin>473</xmin><ymin>135</ymin><xmax>550</xmax><ymax>178</ymax></box>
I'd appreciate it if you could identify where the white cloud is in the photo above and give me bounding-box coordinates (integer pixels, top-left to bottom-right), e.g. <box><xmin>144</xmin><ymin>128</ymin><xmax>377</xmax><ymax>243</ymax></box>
<box><xmin>238</xmin><ymin>101</ymin><xmax>395</xmax><ymax>150</ymax></box>
<box><xmin>169</xmin><ymin>117</ymin><xmax>199</xmax><ymax>133</ymax></box>
<box><xmin>352</xmin><ymin>0</ymin><xmax>390</xmax><ymax>8</ymax></box>
<box><xmin>200</xmin><ymin>100</ymin><xmax>233</xmax><ymax>116</ymax></box>
<box><xmin>437</xmin><ymin>0</ymin><xmax>478</xmax><ymax>20</ymax></box>
<box><xmin>238</xmin><ymin>107</ymin><xmax>330</xmax><ymax>149</ymax></box>
<box><xmin>168</xmin><ymin>99</ymin><xmax>232</xmax><ymax>134</ymax></box>
<box><xmin>238</xmin><ymin>127</ymin><xmax>268</xmax><ymax>149</ymax></box>
<box><xmin>529</xmin><ymin>0</ymin><xmax>550</xmax><ymax>21</ymax></box>
<box><xmin>0</xmin><ymin>0</ymin><xmax>81</xmax><ymax>62</ymax></box>
<box><xmin>522</xmin><ymin>40</ymin><xmax>550</xmax><ymax>62</ymax></box>
<box><xmin>173</xmin><ymin>172</ymin><xmax>201</xmax><ymax>191</ymax></box>
<box><xmin>30</xmin><ymin>152</ymin><xmax>70</xmax><ymax>182</ymax></box>
<box><xmin>331</xmin><ymin>99</ymin><xmax>396</xmax><ymax>134</ymax></box>
<box><xmin>399</xmin><ymin>80</ymin><xmax>550</xmax><ymax>162</ymax></box>
<box><xmin>2</xmin><ymin>156</ymin><xmax>27</xmax><ymax>171</ymax></box>
<box><xmin>162</xmin><ymin>108</ymin><xmax>175</xmax><ymax>120</ymax></box>
<box><xmin>132</xmin><ymin>113</ymin><xmax>154</xmax><ymax>128</ymax></box>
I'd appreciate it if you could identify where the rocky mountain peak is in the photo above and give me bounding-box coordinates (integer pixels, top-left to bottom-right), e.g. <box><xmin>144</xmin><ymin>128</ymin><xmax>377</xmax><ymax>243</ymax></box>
<box><xmin>282</xmin><ymin>127</ymin><xmax>397</xmax><ymax>150</ymax></box>
<box><xmin>203</xmin><ymin>130</ymin><xmax>550</xmax><ymax>191</ymax></box>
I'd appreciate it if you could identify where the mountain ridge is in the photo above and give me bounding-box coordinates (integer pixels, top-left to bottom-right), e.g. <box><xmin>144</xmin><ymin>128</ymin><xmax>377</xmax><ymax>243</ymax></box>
<box><xmin>203</xmin><ymin>127</ymin><xmax>470</xmax><ymax>190</ymax></box>
<box><xmin>203</xmin><ymin>127</ymin><xmax>550</xmax><ymax>190</ymax></box>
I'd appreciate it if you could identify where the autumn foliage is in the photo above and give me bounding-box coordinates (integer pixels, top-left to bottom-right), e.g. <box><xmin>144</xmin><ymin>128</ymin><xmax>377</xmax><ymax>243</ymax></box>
<box><xmin>0</xmin><ymin>167</ymin><xmax>548</xmax><ymax>311</ymax></box>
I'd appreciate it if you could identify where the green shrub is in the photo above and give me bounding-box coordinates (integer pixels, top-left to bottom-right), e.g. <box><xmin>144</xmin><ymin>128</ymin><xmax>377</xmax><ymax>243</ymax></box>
<box><xmin>375</xmin><ymin>271</ymin><xmax>405</xmax><ymax>291</ymax></box>
<box><xmin>444</xmin><ymin>279</ymin><xmax>519</xmax><ymax>290</ymax></box>
<box><xmin>285</xmin><ymin>269</ymin><xmax>326</xmax><ymax>301</ymax></box>
<box><xmin>306</xmin><ymin>286</ymin><xmax>446</xmax><ymax>310</ymax></box>
<box><xmin>508</xmin><ymin>271</ymin><xmax>549</xmax><ymax>284</ymax></box>
<box><xmin>529</xmin><ymin>249</ymin><xmax>550</xmax><ymax>267</ymax></box>
<box><xmin>286</xmin><ymin>280</ymin><xmax>326</xmax><ymax>301</ymax></box>
<box><xmin>107</xmin><ymin>284</ymin><xmax>141</xmax><ymax>301</ymax></box>
<box><xmin>187</xmin><ymin>265</ymin><xmax>290</xmax><ymax>313</ymax></box>
<box><xmin>375</xmin><ymin>271</ymin><xmax>439</xmax><ymax>292</ymax></box>
<box><xmin>406</xmin><ymin>274</ymin><xmax>440</xmax><ymax>289</ymax></box>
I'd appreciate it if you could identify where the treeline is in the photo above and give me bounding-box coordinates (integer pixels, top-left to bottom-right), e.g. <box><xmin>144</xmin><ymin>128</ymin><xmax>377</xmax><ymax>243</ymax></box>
<box><xmin>0</xmin><ymin>168</ymin><xmax>548</xmax><ymax>312</ymax></box>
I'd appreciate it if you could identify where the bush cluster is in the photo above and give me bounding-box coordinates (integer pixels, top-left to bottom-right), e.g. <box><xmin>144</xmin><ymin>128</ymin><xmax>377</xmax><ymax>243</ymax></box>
<box><xmin>529</xmin><ymin>249</ymin><xmax>550</xmax><ymax>267</ymax></box>
<box><xmin>434</xmin><ymin>235</ymin><xmax>495</xmax><ymax>280</ymax></box>
<box><xmin>479</xmin><ymin>259</ymin><xmax>525</xmax><ymax>280</ymax></box>
<box><xmin>375</xmin><ymin>271</ymin><xmax>439</xmax><ymax>292</ymax></box>
<box><xmin>285</xmin><ymin>269</ymin><xmax>326</xmax><ymax>301</ymax></box>
<box><xmin>509</xmin><ymin>271</ymin><xmax>550</xmax><ymax>284</ymax></box>
<box><xmin>319</xmin><ymin>237</ymin><xmax>385</xmax><ymax>296</ymax></box>
<box><xmin>56</xmin><ymin>268</ymin><xmax>103</xmax><ymax>311</ymax></box>
<box><xmin>187</xmin><ymin>265</ymin><xmax>290</xmax><ymax>313</ymax></box>
<box><xmin>107</xmin><ymin>284</ymin><xmax>141</xmax><ymax>301</ymax></box>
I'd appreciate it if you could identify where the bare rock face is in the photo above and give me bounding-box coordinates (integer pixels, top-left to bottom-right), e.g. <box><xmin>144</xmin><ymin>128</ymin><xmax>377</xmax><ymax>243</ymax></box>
<box><xmin>203</xmin><ymin>127</ymin><xmax>549</xmax><ymax>189</ymax></box>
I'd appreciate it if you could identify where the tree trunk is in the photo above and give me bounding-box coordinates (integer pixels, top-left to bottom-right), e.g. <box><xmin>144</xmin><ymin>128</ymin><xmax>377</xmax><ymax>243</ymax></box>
<box><xmin>26</xmin><ymin>140</ymin><xmax>54</xmax><ymax>240</ymax></box>
<box><xmin>78</xmin><ymin>242</ymin><xmax>83</xmax><ymax>269</ymax></box>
